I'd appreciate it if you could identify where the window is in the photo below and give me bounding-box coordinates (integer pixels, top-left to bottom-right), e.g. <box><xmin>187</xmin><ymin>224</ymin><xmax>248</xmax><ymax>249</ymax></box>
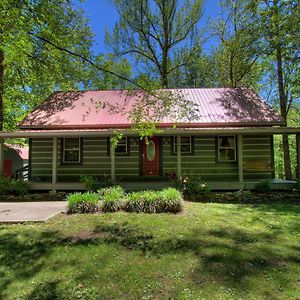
<box><xmin>107</xmin><ymin>137</ymin><xmax>130</xmax><ymax>155</ymax></box>
<box><xmin>63</xmin><ymin>138</ymin><xmax>81</xmax><ymax>163</ymax></box>
<box><xmin>218</xmin><ymin>135</ymin><xmax>236</xmax><ymax>161</ymax></box>
<box><xmin>173</xmin><ymin>136</ymin><xmax>193</xmax><ymax>154</ymax></box>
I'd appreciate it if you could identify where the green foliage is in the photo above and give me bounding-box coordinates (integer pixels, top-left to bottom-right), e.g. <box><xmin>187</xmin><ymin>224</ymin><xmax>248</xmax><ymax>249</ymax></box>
<box><xmin>172</xmin><ymin>174</ymin><xmax>211</xmax><ymax>197</ymax></box>
<box><xmin>67</xmin><ymin>192</ymin><xmax>100</xmax><ymax>214</ymax></box>
<box><xmin>80</xmin><ymin>176</ymin><xmax>96</xmax><ymax>191</ymax></box>
<box><xmin>159</xmin><ymin>188</ymin><xmax>184</xmax><ymax>213</ymax></box>
<box><xmin>0</xmin><ymin>177</ymin><xmax>14</xmax><ymax>195</ymax></box>
<box><xmin>255</xmin><ymin>180</ymin><xmax>271</xmax><ymax>193</ymax></box>
<box><xmin>0</xmin><ymin>177</ymin><xmax>29</xmax><ymax>195</ymax></box>
<box><xmin>124</xmin><ymin>188</ymin><xmax>183</xmax><ymax>213</ymax></box>
<box><xmin>0</xmin><ymin>0</ymin><xmax>96</xmax><ymax>129</ymax></box>
<box><xmin>293</xmin><ymin>179</ymin><xmax>300</xmax><ymax>192</ymax></box>
<box><xmin>100</xmin><ymin>186</ymin><xmax>125</xmax><ymax>213</ymax></box>
<box><xmin>106</xmin><ymin>0</ymin><xmax>204</xmax><ymax>87</ymax></box>
<box><xmin>13</xmin><ymin>180</ymin><xmax>30</xmax><ymax>196</ymax></box>
<box><xmin>80</xmin><ymin>175</ymin><xmax>114</xmax><ymax>192</ymax></box>
<box><xmin>274</xmin><ymin>135</ymin><xmax>298</xmax><ymax>179</ymax></box>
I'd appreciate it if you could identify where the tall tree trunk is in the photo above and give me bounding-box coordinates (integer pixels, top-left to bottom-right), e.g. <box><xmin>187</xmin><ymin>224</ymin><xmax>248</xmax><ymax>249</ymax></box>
<box><xmin>0</xmin><ymin>49</ymin><xmax>4</xmax><ymax>131</ymax></box>
<box><xmin>276</xmin><ymin>44</ymin><xmax>292</xmax><ymax>179</ymax></box>
<box><xmin>160</xmin><ymin>0</ymin><xmax>169</xmax><ymax>88</ymax></box>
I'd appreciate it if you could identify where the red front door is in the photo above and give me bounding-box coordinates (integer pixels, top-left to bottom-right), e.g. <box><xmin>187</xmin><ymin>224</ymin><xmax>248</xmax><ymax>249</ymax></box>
<box><xmin>142</xmin><ymin>137</ymin><xmax>160</xmax><ymax>176</ymax></box>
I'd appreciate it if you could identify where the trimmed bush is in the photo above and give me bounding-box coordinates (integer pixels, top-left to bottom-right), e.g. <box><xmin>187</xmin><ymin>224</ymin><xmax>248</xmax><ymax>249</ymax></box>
<box><xmin>159</xmin><ymin>188</ymin><xmax>183</xmax><ymax>213</ymax></box>
<box><xmin>124</xmin><ymin>188</ymin><xmax>183</xmax><ymax>214</ymax></box>
<box><xmin>67</xmin><ymin>192</ymin><xmax>100</xmax><ymax>214</ymax></box>
<box><xmin>100</xmin><ymin>186</ymin><xmax>125</xmax><ymax>213</ymax></box>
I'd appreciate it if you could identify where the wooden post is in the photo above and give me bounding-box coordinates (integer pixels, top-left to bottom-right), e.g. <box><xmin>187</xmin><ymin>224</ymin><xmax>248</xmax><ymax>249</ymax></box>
<box><xmin>51</xmin><ymin>137</ymin><xmax>57</xmax><ymax>193</ymax></box>
<box><xmin>111</xmin><ymin>140</ymin><xmax>115</xmax><ymax>182</ymax></box>
<box><xmin>0</xmin><ymin>138</ymin><xmax>4</xmax><ymax>177</ymax></box>
<box><xmin>177</xmin><ymin>136</ymin><xmax>182</xmax><ymax>179</ymax></box>
<box><xmin>237</xmin><ymin>135</ymin><xmax>243</xmax><ymax>184</ymax></box>
<box><xmin>297</xmin><ymin>133</ymin><xmax>300</xmax><ymax>179</ymax></box>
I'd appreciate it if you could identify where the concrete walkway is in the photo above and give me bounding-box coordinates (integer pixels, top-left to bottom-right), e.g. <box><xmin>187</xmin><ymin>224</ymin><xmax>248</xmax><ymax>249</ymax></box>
<box><xmin>0</xmin><ymin>201</ymin><xmax>67</xmax><ymax>223</ymax></box>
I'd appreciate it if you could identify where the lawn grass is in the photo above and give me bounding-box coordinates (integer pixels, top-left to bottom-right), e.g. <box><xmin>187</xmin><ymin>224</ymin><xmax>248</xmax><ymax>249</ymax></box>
<box><xmin>0</xmin><ymin>202</ymin><xmax>300</xmax><ymax>299</ymax></box>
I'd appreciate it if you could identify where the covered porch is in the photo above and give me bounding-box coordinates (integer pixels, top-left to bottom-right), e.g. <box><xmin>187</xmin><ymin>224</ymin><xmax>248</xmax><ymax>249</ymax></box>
<box><xmin>0</xmin><ymin>127</ymin><xmax>299</xmax><ymax>192</ymax></box>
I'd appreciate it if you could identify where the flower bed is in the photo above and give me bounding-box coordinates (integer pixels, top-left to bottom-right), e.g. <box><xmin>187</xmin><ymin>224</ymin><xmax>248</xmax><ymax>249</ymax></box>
<box><xmin>66</xmin><ymin>187</ymin><xmax>183</xmax><ymax>214</ymax></box>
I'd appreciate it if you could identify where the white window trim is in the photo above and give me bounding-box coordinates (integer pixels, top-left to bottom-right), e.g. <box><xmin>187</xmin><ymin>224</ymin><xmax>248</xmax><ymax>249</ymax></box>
<box><xmin>173</xmin><ymin>136</ymin><xmax>192</xmax><ymax>153</ymax></box>
<box><xmin>115</xmin><ymin>137</ymin><xmax>128</xmax><ymax>154</ymax></box>
<box><xmin>218</xmin><ymin>135</ymin><xmax>237</xmax><ymax>162</ymax></box>
<box><xmin>63</xmin><ymin>138</ymin><xmax>81</xmax><ymax>163</ymax></box>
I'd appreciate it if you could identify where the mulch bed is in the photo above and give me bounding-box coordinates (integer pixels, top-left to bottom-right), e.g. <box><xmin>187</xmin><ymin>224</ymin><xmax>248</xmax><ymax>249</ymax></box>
<box><xmin>185</xmin><ymin>191</ymin><xmax>300</xmax><ymax>204</ymax></box>
<box><xmin>0</xmin><ymin>191</ymin><xmax>299</xmax><ymax>204</ymax></box>
<box><xmin>0</xmin><ymin>192</ymin><xmax>66</xmax><ymax>202</ymax></box>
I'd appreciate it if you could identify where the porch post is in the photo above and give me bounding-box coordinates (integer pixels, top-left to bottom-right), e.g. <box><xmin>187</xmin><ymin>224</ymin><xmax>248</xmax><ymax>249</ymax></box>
<box><xmin>51</xmin><ymin>137</ymin><xmax>57</xmax><ymax>192</ymax></box>
<box><xmin>111</xmin><ymin>140</ymin><xmax>115</xmax><ymax>182</ymax></box>
<box><xmin>0</xmin><ymin>138</ymin><xmax>4</xmax><ymax>177</ymax></box>
<box><xmin>297</xmin><ymin>133</ymin><xmax>300</xmax><ymax>179</ymax></box>
<box><xmin>237</xmin><ymin>135</ymin><xmax>244</xmax><ymax>184</ymax></box>
<box><xmin>177</xmin><ymin>136</ymin><xmax>182</xmax><ymax>178</ymax></box>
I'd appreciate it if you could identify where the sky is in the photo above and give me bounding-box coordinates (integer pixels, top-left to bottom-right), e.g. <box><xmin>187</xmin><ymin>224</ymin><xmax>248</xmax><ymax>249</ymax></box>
<box><xmin>76</xmin><ymin>0</ymin><xmax>221</xmax><ymax>55</ymax></box>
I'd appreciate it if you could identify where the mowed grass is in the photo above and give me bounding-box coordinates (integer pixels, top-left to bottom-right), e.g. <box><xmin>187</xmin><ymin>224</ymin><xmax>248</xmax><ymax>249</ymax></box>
<box><xmin>0</xmin><ymin>202</ymin><xmax>300</xmax><ymax>300</ymax></box>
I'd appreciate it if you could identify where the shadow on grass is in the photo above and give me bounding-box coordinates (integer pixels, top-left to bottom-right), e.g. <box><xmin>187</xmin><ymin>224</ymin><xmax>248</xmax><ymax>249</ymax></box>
<box><xmin>91</xmin><ymin>221</ymin><xmax>299</xmax><ymax>292</ymax></box>
<box><xmin>25</xmin><ymin>281</ymin><xmax>60</xmax><ymax>300</ymax></box>
<box><xmin>0</xmin><ymin>230</ymin><xmax>66</xmax><ymax>299</ymax></box>
<box><xmin>0</xmin><ymin>207</ymin><xmax>299</xmax><ymax>297</ymax></box>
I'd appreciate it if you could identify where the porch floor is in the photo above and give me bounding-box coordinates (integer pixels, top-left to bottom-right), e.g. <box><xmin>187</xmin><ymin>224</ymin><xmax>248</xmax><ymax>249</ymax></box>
<box><xmin>28</xmin><ymin>179</ymin><xmax>295</xmax><ymax>192</ymax></box>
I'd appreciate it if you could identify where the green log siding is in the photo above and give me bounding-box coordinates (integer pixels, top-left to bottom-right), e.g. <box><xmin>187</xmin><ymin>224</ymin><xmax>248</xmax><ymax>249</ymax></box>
<box><xmin>30</xmin><ymin>135</ymin><xmax>273</xmax><ymax>183</ymax></box>
<box><xmin>30</xmin><ymin>137</ymin><xmax>140</xmax><ymax>182</ymax></box>
<box><xmin>162</xmin><ymin>136</ymin><xmax>238</xmax><ymax>181</ymax></box>
<box><xmin>243</xmin><ymin>135</ymin><xmax>273</xmax><ymax>181</ymax></box>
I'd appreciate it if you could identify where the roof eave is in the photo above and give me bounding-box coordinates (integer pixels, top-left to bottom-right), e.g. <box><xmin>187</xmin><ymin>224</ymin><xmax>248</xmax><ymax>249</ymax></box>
<box><xmin>1</xmin><ymin>126</ymin><xmax>300</xmax><ymax>138</ymax></box>
<box><xmin>18</xmin><ymin>120</ymin><xmax>285</xmax><ymax>131</ymax></box>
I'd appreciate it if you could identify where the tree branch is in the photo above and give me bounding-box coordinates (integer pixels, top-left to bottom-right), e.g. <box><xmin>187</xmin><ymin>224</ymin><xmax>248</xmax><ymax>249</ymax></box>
<box><xmin>28</xmin><ymin>32</ymin><xmax>149</xmax><ymax>91</ymax></box>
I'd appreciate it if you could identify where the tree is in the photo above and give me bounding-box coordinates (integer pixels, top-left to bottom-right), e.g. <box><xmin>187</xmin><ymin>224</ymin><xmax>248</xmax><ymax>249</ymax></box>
<box><xmin>250</xmin><ymin>0</ymin><xmax>300</xmax><ymax>179</ymax></box>
<box><xmin>211</xmin><ymin>0</ymin><xmax>262</xmax><ymax>88</ymax></box>
<box><xmin>0</xmin><ymin>0</ymin><xmax>93</xmax><ymax>130</ymax></box>
<box><xmin>106</xmin><ymin>0</ymin><xmax>204</xmax><ymax>88</ymax></box>
<box><xmin>86</xmin><ymin>54</ymin><xmax>132</xmax><ymax>90</ymax></box>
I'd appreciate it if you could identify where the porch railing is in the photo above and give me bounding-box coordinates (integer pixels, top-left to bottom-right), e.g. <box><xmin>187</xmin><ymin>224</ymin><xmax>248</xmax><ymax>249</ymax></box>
<box><xmin>14</xmin><ymin>165</ymin><xmax>29</xmax><ymax>180</ymax></box>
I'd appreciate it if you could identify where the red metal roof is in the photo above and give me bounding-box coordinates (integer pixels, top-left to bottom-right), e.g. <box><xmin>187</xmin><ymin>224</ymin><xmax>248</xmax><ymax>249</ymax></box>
<box><xmin>5</xmin><ymin>144</ymin><xmax>29</xmax><ymax>160</ymax></box>
<box><xmin>19</xmin><ymin>88</ymin><xmax>284</xmax><ymax>129</ymax></box>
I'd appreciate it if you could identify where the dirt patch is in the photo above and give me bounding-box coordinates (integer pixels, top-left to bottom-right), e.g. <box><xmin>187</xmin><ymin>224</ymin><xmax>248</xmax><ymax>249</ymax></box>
<box><xmin>67</xmin><ymin>230</ymin><xmax>109</xmax><ymax>243</ymax></box>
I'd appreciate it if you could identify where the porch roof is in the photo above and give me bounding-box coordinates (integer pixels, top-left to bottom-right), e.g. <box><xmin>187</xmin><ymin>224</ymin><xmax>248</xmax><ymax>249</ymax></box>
<box><xmin>0</xmin><ymin>127</ymin><xmax>300</xmax><ymax>138</ymax></box>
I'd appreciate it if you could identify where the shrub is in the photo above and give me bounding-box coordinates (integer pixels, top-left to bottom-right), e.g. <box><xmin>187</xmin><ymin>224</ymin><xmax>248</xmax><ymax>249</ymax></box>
<box><xmin>80</xmin><ymin>175</ymin><xmax>114</xmax><ymax>192</ymax></box>
<box><xmin>294</xmin><ymin>179</ymin><xmax>300</xmax><ymax>192</ymax></box>
<box><xmin>0</xmin><ymin>177</ymin><xmax>14</xmax><ymax>195</ymax></box>
<box><xmin>255</xmin><ymin>180</ymin><xmax>271</xmax><ymax>193</ymax></box>
<box><xmin>140</xmin><ymin>190</ymin><xmax>159</xmax><ymax>213</ymax></box>
<box><xmin>171</xmin><ymin>174</ymin><xmax>211</xmax><ymax>198</ymax></box>
<box><xmin>67</xmin><ymin>192</ymin><xmax>100</xmax><ymax>214</ymax></box>
<box><xmin>159</xmin><ymin>188</ymin><xmax>183</xmax><ymax>213</ymax></box>
<box><xmin>13</xmin><ymin>180</ymin><xmax>30</xmax><ymax>195</ymax></box>
<box><xmin>80</xmin><ymin>176</ymin><xmax>96</xmax><ymax>191</ymax></box>
<box><xmin>124</xmin><ymin>188</ymin><xmax>183</xmax><ymax>214</ymax></box>
<box><xmin>100</xmin><ymin>186</ymin><xmax>125</xmax><ymax>213</ymax></box>
<box><xmin>123</xmin><ymin>191</ymin><xmax>145</xmax><ymax>213</ymax></box>
<box><xmin>0</xmin><ymin>177</ymin><xmax>29</xmax><ymax>195</ymax></box>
